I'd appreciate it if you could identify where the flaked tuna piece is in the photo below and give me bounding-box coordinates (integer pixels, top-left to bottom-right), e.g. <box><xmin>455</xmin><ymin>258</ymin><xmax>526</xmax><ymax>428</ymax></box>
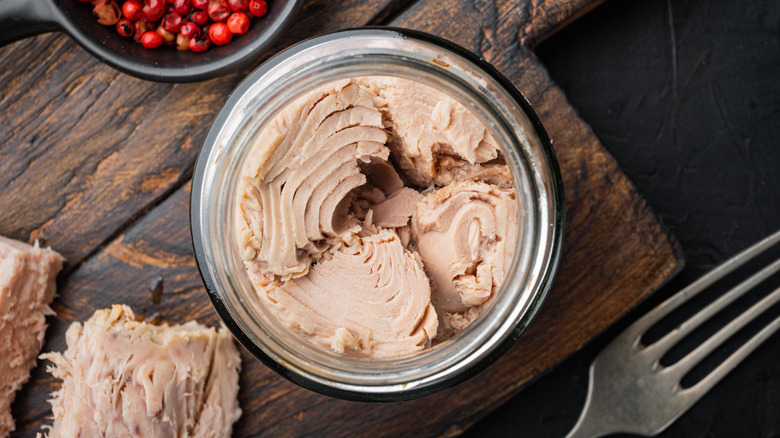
<box><xmin>412</xmin><ymin>181</ymin><xmax>519</xmax><ymax>339</ymax></box>
<box><xmin>350</xmin><ymin>186</ymin><xmax>386</xmax><ymax>222</ymax></box>
<box><xmin>395</xmin><ymin>225</ymin><xmax>413</xmax><ymax>249</ymax></box>
<box><xmin>253</xmin><ymin>229</ymin><xmax>438</xmax><ymax>358</ymax></box>
<box><xmin>351</xmin><ymin>159</ymin><xmax>407</xmax><ymax>223</ymax></box>
<box><xmin>238</xmin><ymin>80</ymin><xmax>390</xmax><ymax>280</ymax></box>
<box><xmin>432</xmin><ymin>157</ymin><xmax>514</xmax><ymax>189</ymax></box>
<box><xmin>357</xmin><ymin>76</ymin><xmax>500</xmax><ymax>186</ymax></box>
<box><xmin>40</xmin><ymin>305</ymin><xmax>241</xmax><ymax>438</ymax></box>
<box><xmin>0</xmin><ymin>236</ymin><xmax>63</xmax><ymax>437</ymax></box>
<box><xmin>370</xmin><ymin>187</ymin><xmax>422</xmax><ymax>228</ymax></box>
<box><xmin>430</xmin><ymin>98</ymin><xmax>498</xmax><ymax>164</ymax></box>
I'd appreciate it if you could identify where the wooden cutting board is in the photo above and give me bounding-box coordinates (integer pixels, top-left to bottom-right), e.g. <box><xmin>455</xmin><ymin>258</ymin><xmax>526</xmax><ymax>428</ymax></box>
<box><xmin>0</xmin><ymin>0</ymin><xmax>683</xmax><ymax>436</ymax></box>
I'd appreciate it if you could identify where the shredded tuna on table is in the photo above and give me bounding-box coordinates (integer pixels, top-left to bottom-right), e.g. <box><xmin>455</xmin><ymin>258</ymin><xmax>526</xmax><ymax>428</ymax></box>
<box><xmin>0</xmin><ymin>236</ymin><xmax>63</xmax><ymax>437</ymax></box>
<box><xmin>238</xmin><ymin>77</ymin><xmax>521</xmax><ymax>357</ymax></box>
<box><xmin>40</xmin><ymin>305</ymin><xmax>242</xmax><ymax>438</ymax></box>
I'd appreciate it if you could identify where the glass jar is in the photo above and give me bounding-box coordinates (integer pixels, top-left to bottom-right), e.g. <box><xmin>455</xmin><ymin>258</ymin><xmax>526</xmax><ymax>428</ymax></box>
<box><xmin>190</xmin><ymin>27</ymin><xmax>564</xmax><ymax>401</ymax></box>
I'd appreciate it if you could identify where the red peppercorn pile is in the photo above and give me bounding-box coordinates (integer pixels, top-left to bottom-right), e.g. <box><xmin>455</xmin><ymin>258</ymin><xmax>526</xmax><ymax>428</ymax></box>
<box><xmin>85</xmin><ymin>0</ymin><xmax>269</xmax><ymax>52</ymax></box>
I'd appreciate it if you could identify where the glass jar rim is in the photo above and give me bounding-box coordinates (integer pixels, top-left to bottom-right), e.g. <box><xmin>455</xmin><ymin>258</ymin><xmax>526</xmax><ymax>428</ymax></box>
<box><xmin>190</xmin><ymin>27</ymin><xmax>565</xmax><ymax>401</ymax></box>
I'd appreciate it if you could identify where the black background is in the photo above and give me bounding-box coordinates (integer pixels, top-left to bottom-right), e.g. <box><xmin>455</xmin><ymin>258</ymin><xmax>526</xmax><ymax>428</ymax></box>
<box><xmin>466</xmin><ymin>0</ymin><xmax>780</xmax><ymax>436</ymax></box>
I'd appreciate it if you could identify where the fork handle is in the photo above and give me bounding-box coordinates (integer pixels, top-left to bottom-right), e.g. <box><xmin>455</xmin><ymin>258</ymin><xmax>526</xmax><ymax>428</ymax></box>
<box><xmin>565</xmin><ymin>384</ymin><xmax>616</xmax><ymax>438</ymax></box>
<box><xmin>565</xmin><ymin>415</ymin><xmax>610</xmax><ymax>438</ymax></box>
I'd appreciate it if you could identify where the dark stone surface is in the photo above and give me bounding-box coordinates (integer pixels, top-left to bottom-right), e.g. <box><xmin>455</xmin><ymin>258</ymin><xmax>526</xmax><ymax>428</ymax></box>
<box><xmin>466</xmin><ymin>0</ymin><xmax>780</xmax><ymax>436</ymax></box>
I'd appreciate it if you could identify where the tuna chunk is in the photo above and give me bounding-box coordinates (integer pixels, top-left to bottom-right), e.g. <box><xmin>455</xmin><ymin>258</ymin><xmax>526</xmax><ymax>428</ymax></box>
<box><xmin>357</xmin><ymin>76</ymin><xmax>500</xmax><ymax>186</ymax></box>
<box><xmin>432</xmin><ymin>157</ymin><xmax>514</xmax><ymax>189</ymax></box>
<box><xmin>412</xmin><ymin>181</ymin><xmax>519</xmax><ymax>339</ymax></box>
<box><xmin>253</xmin><ymin>229</ymin><xmax>438</xmax><ymax>358</ymax></box>
<box><xmin>0</xmin><ymin>236</ymin><xmax>63</xmax><ymax>437</ymax></box>
<box><xmin>238</xmin><ymin>80</ymin><xmax>390</xmax><ymax>280</ymax></box>
<box><xmin>430</xmin><ymin>98</ymin><xmax>498</xmax><ymax>164</ymax></box>
<box><xmin>40</xmin><ymin>305</ymin><xmax>242</xmax><ymax>438</ymax></box>
<box><xmin>370</xmin><ymin>187</ymin><xmax>422</xmax><ymax>228</ymax></box>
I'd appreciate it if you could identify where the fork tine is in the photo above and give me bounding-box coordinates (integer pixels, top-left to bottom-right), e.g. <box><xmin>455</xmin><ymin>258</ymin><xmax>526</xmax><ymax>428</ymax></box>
<box><xmin>648</xmin><ymin>257</ymin><xmax>780</xmax><ymax>358</ymax></box>
<box><xmin>667</xmin><ymin>283</ymin><xmax>780</xmax><ymax>379</ymax></box>
<box><xmin>636</xmin><ymin>230</ymin><xmax>780</xmax><ymax>354</ymax></box>
<box><xmin>683</xmin><ymin>307</ymin><xmax>780</xmax><ymax>400</ymax></box>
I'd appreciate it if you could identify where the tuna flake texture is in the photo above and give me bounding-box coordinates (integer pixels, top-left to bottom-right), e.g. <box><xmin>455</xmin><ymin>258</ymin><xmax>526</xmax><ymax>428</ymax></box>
<box><xmin>259</xmin><ymin>228</ymin><xmax>438</xmax><ymax>357</ymax></box>
<box><xmin>412</xmin><ymin>181</ymin><xmax>519</xmax><ymax>339</ymax></box>
<box><xmin>40</xmin><ymin>305</ymin><xmax>241</xmax><ymax>438</ymax></box>
<box><xmin>356</xmin><ymin>76</ymin><xmax>501</xmax><ymax>187</ymax></box>
<box><xmin>238</xmin><ymin>80</ymin><xmax>389</xmax><ymax>280</ymax></box>
<box><xmin>0</xmin><ymin>236</ymin><xmax>63</xmax><ymax>437</ymax></box>
<box><xmin>238</xmin><ymin>77</ymin><xmax>520</xmax><ymax>358</ymax></box>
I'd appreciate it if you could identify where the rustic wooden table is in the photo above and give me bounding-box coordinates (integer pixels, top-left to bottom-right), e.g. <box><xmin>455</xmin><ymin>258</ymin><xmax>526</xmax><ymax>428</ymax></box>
<box><xmin>0</xmin><ymin>0</ymin><xmax>684</xmax><ymax>436</ymax></box>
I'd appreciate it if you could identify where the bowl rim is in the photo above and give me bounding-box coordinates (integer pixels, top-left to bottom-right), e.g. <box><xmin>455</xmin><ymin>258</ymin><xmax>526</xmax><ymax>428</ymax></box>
<box><xmin>189</xmin><ymin>26</ymin><xmax>565</xmax><ymax>401</ymax></box>
<box><xmin>48</xmin><ymin>0</ymin><xmax>302</xmax><ymax>82</ymax></box>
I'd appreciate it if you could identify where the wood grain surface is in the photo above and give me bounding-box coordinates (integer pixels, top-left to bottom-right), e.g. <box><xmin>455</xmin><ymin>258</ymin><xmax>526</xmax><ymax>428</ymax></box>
<box><xmin>0</xmin><ymin>0</ymin><xmax>683</xmax><ymax>436</ymax></box>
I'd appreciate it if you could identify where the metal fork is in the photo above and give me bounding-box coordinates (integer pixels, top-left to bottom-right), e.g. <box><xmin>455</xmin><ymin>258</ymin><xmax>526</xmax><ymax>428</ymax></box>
<box><xmin>566</xmin><ymin>230</ymin><xmax>780</xmax><ymax>438</ymax></box>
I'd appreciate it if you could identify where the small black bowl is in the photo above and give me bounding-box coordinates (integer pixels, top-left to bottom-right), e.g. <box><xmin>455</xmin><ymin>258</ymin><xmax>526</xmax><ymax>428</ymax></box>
<box><xmin>0</xmin><ymin>0</ymin><xmax>301</xmax><ymax>82</ymax></box>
